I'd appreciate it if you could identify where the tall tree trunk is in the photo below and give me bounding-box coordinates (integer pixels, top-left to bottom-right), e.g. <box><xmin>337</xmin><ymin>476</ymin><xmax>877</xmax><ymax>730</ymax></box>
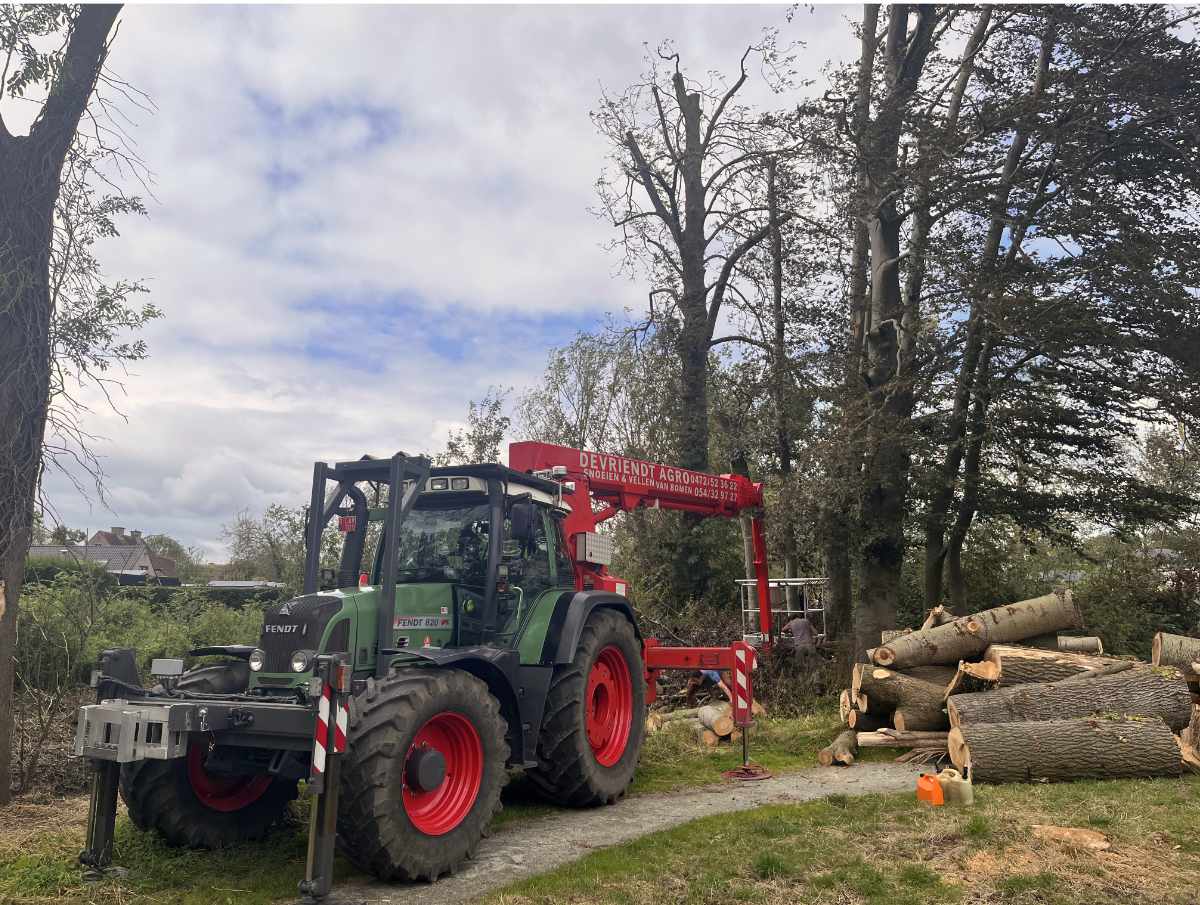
<box><xmin>924</xmin><ymin>14</ymin><xmax>1057</xmax><ymax>610</ymax></box>
<box><xmin>854</xmin><ymin>4</ymin><xmax>937</xmax><ymax>661</ymax></box>
<box><xmin>0</xmin><ymin>4</ymin><xmax>120</xmax><ymax>804</ymax></box>
<box><xmin>919</xmin><ymin>8</ymin><xmax>994</xmax><ymax>611</ymax></box>
<box><xmin>767</xmin><ymin>157</ymin><xmax>798</xmax><ymax>606</ymax></box>
<box><xmin>823</xmin><ymin>3</ymin><xmax>880</xmax><ymax>650</ymax></box>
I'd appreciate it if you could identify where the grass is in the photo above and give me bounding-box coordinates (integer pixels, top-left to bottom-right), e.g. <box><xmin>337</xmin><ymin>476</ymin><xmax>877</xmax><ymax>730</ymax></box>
<box><xmin>0</xmin><ymin>708</ymin><xmax>843</xmax><ymax>905</ymax></box>
<box><xmin>487</xmin><ymin>775</ymin><xmax>1200</xmax><ymax>905</ymax></box>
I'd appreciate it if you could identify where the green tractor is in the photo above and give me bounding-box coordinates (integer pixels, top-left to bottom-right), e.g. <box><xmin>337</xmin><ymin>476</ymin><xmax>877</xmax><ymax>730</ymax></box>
<box><xmin>77</xmin><ymin>443</ymin><xmax>767</xmax><ymax>886</ymax></box>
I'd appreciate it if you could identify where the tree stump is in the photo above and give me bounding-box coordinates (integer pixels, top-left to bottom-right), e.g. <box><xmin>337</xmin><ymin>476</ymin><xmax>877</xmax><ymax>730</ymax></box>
<box><xmin>947</xmin><ymin>669</ymin><xmax>1193</xmax><ymax>731</ymax></box>
<box><xmin>949</xmin><ymin>717</ymin><xmax>1183</xmax><ymax>783</ymax></box>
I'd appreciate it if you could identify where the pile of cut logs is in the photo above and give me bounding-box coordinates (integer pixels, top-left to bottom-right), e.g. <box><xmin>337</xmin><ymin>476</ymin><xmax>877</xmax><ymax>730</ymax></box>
<box><xmin>821</xmin><ymin>589</ymin><xmax>1200</xmax><ymax>783</ymax></box>
<box><xmin>645</xmin><ymin>701</ymin><xmax>764</xmax><ymax>747</ymax></box>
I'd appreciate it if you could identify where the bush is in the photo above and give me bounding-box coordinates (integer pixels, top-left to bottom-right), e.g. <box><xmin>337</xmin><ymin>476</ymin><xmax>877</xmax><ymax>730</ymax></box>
<box><xmin>17</xmin><ymin>578</ymin><xmax>268</xmax><ymax>691</ymax></box>
<box><xmin>1073</xmin><ymin>542</ymin><xmax>1199</xmax><ymax>657</ymax></box>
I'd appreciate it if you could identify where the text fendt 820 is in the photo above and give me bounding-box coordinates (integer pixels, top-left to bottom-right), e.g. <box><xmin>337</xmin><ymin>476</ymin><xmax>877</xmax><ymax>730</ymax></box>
<box><xmin>75</xmin><ymin>441</ymin><xmax>773</xmax><ymax>893</ymax></box>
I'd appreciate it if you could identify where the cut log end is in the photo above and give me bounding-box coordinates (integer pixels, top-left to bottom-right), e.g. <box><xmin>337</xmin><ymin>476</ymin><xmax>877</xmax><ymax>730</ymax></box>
<box><xmin>818</xmin><ymin>730</ymin><xmax>858</xmax><ymax>767</ymax></box>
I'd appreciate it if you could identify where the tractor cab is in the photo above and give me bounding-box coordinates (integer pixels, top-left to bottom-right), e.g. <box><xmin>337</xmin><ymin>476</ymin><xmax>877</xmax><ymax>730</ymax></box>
<box><xmin>247</xmin><ymin>457</ymin><xmax>576</xmax><ymax>693</ymax></box>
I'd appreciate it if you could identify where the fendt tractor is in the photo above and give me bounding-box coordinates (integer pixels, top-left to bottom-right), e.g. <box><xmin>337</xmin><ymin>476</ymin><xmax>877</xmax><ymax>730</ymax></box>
<box><xmin>74</xmin><ymin>442</ymin><xmax>773</xmax><ymax>899</ymax></box>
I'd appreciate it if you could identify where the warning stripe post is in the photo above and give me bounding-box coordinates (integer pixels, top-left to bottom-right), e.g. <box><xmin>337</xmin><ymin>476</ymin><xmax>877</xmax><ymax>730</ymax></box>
<box><xmin>301</xmin><ymin>655</ymin><xmax>348</xmax><ymax>903</ymax></box>
<box><xmin>731</xmin><ymin>641</ymin><xmax>756</xmax><ymax>728</ymax></box>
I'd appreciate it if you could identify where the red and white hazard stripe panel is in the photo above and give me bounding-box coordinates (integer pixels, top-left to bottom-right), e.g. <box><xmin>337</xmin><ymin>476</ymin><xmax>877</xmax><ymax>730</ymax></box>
<box><xmin>311</xmin><ymin>683</ymin><xmax>349</xmax><ymax>779</ymax></box>
<box><xmin>731</xmin><ymin>641</ymin><xmax>757</xmax><ymax>727</ymax></box>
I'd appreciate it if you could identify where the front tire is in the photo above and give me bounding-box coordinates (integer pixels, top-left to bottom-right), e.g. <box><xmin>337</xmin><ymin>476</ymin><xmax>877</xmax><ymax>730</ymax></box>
<box><xmin>337</xmin><ymin>669</ymin><xmax>508</xmax><ymax>881</ymax></box>
<box><xmin>120</xmin><ymin>740</ymin><xmax>297</xmax><ymax>848</ymax></box>
<box><xmin>528</xmin><ymin>609</ymin><xmax>645</xmax><ymax>806</ymax></box>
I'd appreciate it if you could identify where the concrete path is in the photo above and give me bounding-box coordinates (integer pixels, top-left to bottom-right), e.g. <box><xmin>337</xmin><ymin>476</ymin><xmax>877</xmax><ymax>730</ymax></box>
<box><xmin>330</xmin><ymin>763</ymin><xmax>924</xmax><ymax>904</ymax></box>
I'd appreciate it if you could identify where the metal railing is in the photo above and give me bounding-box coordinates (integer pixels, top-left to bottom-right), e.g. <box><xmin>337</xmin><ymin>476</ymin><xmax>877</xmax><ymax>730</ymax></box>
<box><xmin>737</xmin><ymin>577</ymin><xmax>828</xmax><ymax>646</ymax></box>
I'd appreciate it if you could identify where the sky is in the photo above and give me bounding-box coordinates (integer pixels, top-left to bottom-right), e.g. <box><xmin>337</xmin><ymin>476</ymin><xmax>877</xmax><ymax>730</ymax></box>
<box><xmin>27</xmin><ymin>4</ymin><xmax>861</xmax><ymax>559</ymax></box>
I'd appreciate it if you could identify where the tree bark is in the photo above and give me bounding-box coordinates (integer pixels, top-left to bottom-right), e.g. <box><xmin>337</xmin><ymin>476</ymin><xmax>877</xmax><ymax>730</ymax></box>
<box><xmin>856</xmin><ymin>5</ymin><xmax>938</xmax><ymax>655</ymax></box>
<box><xmin>971</xmin><ymin>589</ymin><xmax>1082</xmax><ymax>645</ymax></box>
<box><xmin>949</xmin><ymin>718</ymin><xmax>1183</xmax><ymax>784</ymax></box>
<box><xmin>1152</xmin><ymin>632</ymin><xmax>1200</xmax><ymax>671</ymax></box>
<box><xmin>697</xmin><ymin>703</ymin><xmax>734</xmax><ymax>737</ymax></box>
<box><xmin>822</xmin><ymin>3</ymin><xmax>880</xmax><ymax>658</ymax></box>
<box><xmin>856</xmin><ymin>729</ymin><xmax>948</xmax><ymax>748</ymax></box>
<box><xmin>856</xmin><ymin>666</ymin><xmax>947</xmax><ymax>712</ymax></box>
<box><xmin>970</xmin><ymin>644</ymin><xmax>1119</xmax><ymax>687</ymax></box>
<box><xmin>846</xmin><ymin>709</ymin><xmax>887</xmax><ymax>731</ymax></box>
<box><xmin>947</xmin><ymin>670</ymin><xmax>1193</xmax><ymax>731</ymax></box>
<box><xmin>0</xmin><ymin>3</ymin><xmax>121</xmax><ymax>806</ymax></box>
<box><xmin>893</xmin><ymin>706</ymin><xmax>948</xmax><ymax>731</ymax></box>
<box><xmin>873</xmin><ymin>613</ymin><xmax>990</xmax><ymax>668</ymax></box>
<box><xmin>1019</xmin><ymin>635</ymin><xmax>1105</xmax><ymax>654</ymax></box>
<box><xmin>818</xmin><ymin>729</ymin><xmax>859</xmax><ymax>766</ymax></box>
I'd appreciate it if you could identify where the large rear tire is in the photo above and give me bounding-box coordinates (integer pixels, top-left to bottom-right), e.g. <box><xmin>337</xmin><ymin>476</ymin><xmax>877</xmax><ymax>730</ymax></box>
<box><xmin>337</xmin><ymin>669</ymin><xmax>508</xmax><ymax>881</ymax></box>
<box><xmin>528</xmin><ymin>609</ymin><xmax>645</xmax><ymax>806</ymax></box>
<box><xmin>120</xmin><ymin>740</ymin><xmax>297</xmax><ymax>848</ymax></box>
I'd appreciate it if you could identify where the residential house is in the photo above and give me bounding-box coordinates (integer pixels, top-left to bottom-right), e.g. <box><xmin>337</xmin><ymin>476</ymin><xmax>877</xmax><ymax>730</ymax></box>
<box><xmin>27</xmin><ymin>526</ymin><xmax>180</xmax><ymax>585</ymax></box>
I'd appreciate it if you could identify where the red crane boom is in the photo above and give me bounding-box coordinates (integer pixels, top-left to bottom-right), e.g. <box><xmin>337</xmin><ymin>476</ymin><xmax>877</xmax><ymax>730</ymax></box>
<box><xmin>508</xmin><ymin>441</ymin><xmax>773</xmax><ymax>705</ymax></box>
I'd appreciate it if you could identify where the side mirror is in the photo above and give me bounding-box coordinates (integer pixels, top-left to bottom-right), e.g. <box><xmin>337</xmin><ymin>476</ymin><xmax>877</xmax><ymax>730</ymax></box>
<box><xmin>319</xmin><ymin>567</ymin><xmax>338</xmax><ymax>590</ymax></box>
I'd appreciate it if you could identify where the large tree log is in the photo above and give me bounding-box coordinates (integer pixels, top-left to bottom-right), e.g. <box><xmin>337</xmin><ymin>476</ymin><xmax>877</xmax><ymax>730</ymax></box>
<box><xmin>1022</xmin><ymin>634</ymin><xmax>1105</xmax><ymax>654</ymax></box>
<box><xmin>970</xmin><ymin>644</ymin><xmax>1122</xmax><ymax>687</ymax></box>
<box><xmin>872</xmin><ymin>613</ymin><xmax>989</xmax><ymax>668</ymax></box>
<box><xmin>856</xmin><ymin>729</ymin><xmax>948</xmax><ymax>748</ymax></box>
<box><xmin>818</xmin><ymin>730</ymin><xmax>858</xmax><ymax>766</ymax></box>
<box><xmin>971</xmin><ymin>589</ymin><xmax>1083</xmax><ymax>645</ymax></box>
<box><xmin>857</xmin><ymin>666</ymin><xmax>948</xmax><ymax>712</ymax></box>
<box><xmin>949</xmin><ymin>718</ymin><xmax>1183</xmax><ymax>783</ymax></box>
<box><xmin>1152</xmin><ymin>632</ymin><xmax>1200</xmax><ymax>672</ymax></box>
<box><xmin>846</xmin><ymin>709</ymin><xmax>887</xmax><ymax>731</ymax></box>
<box><xmin>879</xmin><ymin>590</ymin><xmax>1082</xmax><ymax>669</ymax></box>
<box><xmin>881</xmin><ymin>628</ymin><xmax>911</xmax><ymax>643</ymax></box>
<box><xmin>694</xmin><ymin>726</ymin><xmax>720</xmax><ymax>747</ymax></box>
<box><xmin>947</xmin><ymin>669</ymin><xmax>1193</xmax><ymax>731</ymax></box>
<box><xmin>899</xmin><ymin>664</ymin><xmax>959</xmax><ymax>686</ymax></box>
<box><xmin>697</xmin><ymin>704</ymin><xmax>734</xmax><ymax>737</ymax></box>
<box><xmin>893</xmin><ymin>706</ymin><xmax>949</xmax><ymax>731</ymax></box>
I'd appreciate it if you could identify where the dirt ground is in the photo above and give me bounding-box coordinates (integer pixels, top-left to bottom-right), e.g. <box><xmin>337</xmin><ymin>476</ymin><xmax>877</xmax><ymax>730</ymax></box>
<box><xmin>331</xmin><ymin>763</ymin><xmax>925</xmax><ymax>904</ymax></box>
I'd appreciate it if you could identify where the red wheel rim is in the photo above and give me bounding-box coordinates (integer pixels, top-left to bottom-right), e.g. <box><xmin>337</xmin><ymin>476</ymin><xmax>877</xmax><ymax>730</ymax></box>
<box><xmin>186</xmin><ymin>740</ymin><xmax>273</xmax><ymax>812</ymax></box>
<box><xmin>586</xmin><ymin>645</ymin><xmax>633</xmax><ymax>767</ymax></box>
<box><xmin>402</xmin><ymin>712</ymin><xmax>484</xmax><ymax>836</ymax></box>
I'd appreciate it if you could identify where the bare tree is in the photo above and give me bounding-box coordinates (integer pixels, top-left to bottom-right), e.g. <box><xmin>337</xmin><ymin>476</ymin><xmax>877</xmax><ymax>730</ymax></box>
<box><xmin>593</xmin><ymin>40</ymin><xmax>795</xmax><ymax>475</ymax></box>
<box><xmin>0</xmin><ymin>4</ymin><xmax>123</xmax><ymax>803</ymax></box>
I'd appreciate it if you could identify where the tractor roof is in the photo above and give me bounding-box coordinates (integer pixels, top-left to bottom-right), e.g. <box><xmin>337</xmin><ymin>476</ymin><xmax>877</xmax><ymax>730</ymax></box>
<box><xmin>326</xmin><ymin>455</ymin><xmax>558</xmax><ymax>496</ymax></box>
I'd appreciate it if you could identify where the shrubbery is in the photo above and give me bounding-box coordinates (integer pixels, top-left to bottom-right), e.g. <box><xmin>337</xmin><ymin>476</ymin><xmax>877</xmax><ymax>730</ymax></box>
<box><xmin>17</xmin><ymin>573</ymin><xmax>268</xmax><ymax>691</ymax></box>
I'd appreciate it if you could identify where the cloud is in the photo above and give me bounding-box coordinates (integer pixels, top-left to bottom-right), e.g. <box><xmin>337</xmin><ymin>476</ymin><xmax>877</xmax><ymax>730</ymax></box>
<box><xmin>38</xmin><ymin>4</ymin><xmax>858</xmax><ymax>558</ymax></box>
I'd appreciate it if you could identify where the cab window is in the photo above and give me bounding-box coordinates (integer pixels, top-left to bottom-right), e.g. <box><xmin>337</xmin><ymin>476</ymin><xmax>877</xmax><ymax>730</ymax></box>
<box><xmin>549</xmin><ymin>514</ymin><xmax>575</xmax><ymax>586</ymax></box>
<box><xmin>505</xmin><ymin>501</ymin><xmax>554</xmax><ymax>603</ymax></box>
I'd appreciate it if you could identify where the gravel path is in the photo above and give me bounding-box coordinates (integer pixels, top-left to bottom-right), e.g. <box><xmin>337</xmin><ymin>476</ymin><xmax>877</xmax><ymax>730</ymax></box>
<box><xmin>330</xmin><ymin>763</ymin><xmax>924</xmax><ymax>904</ymax></box>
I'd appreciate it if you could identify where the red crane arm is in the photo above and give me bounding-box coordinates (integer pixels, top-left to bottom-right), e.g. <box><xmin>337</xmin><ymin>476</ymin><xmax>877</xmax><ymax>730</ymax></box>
<box><xmin>508</xmin><ymin>441</ymin><xmax>773</xmax><ymax>641</ymax></box>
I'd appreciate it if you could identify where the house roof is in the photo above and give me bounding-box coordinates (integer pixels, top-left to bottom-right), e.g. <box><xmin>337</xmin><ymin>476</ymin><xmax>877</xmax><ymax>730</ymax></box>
<box><xmin>28</xmin><ymin>544</ymin><xmax>144</xmax><ymax>570</ymax></box>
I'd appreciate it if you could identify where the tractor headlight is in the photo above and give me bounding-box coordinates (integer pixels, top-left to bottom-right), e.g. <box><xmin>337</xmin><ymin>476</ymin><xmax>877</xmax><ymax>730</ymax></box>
<box><xmin>248</xmin><ymin>649</ymin><xmax>266</xmax><ymax>672</ymax></box>
<box><xmin>290</xmin><ymin>650</ymin><xmax>314</xmax><ymax>673</ymax></box>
